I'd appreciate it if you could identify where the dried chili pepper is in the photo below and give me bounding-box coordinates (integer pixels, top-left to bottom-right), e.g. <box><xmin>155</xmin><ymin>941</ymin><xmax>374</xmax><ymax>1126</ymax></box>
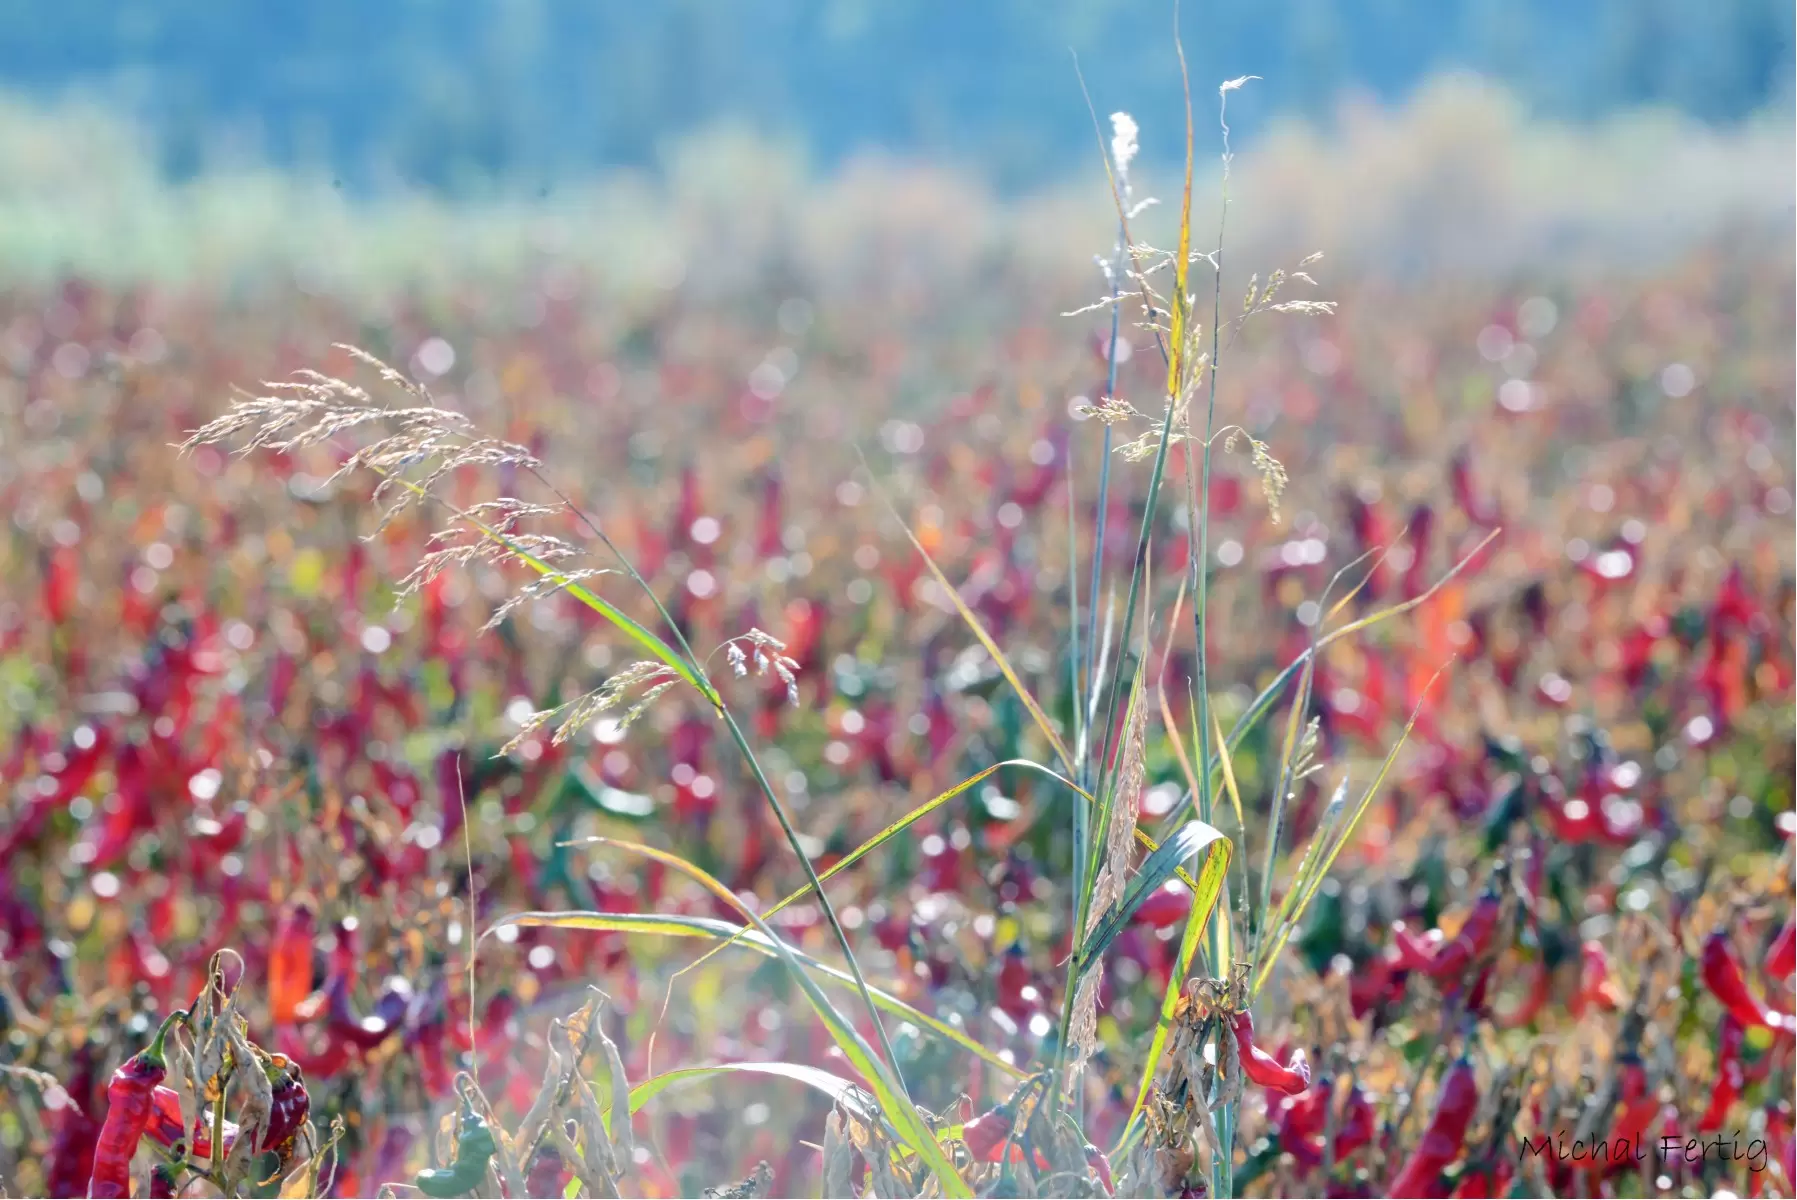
<box><xmin>1387</xmin><ymin>1055</ymin><xmax>1479</xmax><ymax>1198</ymax></box>
<box><xmin>1230</xmin><ymin>1010</ymin><xmax>1312</xmax><ymax>1095</ymax></box>
<box><xmin>413</xmin><ymin>1102</ymin><xmax>499</xmax><ymax>1198</ymax></box>
<box><xmin>1701</xmin><ymin>929</ymin><xmax>1794</xmax><ymax>1036</ymax></box>
<box><xmin>87</xmin><ymin>1009</ymin><xmax>183</xmax><ymax>1199</ymax></box>
<box><xmin>1768</xmin><ymin>921</ymin><xmax>1795</xmax><ymax>982</ymax></box>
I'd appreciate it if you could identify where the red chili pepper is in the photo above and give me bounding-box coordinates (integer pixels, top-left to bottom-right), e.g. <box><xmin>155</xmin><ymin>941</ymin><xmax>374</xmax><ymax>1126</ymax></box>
<box><xmin>145</xmin><ymin>1085</ymin><xmax>238</xmax><ymax>1159</ymax></box>
<box><xmin>262</xmin><ymin>1061</ymin><xmax>311</xmax><ymax>1158</ymax></box>
<box><xmin>961</xmin><ymin>1103</ymin><xmax>1015</xmax><ymax>1163</ymax></box>
<box><xmin>147</xmin><ymin>1163</ymin><xmax>177</xmax><ymax>1200</ymax></box>
<box><xmin>1084</xmin><ymin>1144</ymin><xmax>1114</xmax><ymax>1196</ymax></box>
<box><xmin>1701</xmin><ymin>930</ymin><xmax>1794</xmax><ymax>1036</ymax></box>
<box><xmin>1494</xmin><ymin>958</ymin><xmax>1551</xmax><ymax>1028</ymax></box>
<box><xmin>1768</xmin><ymin>921</ymin><xmax>1795</xmax><ymax>982</ymax></box>
<box><xmin>275</xmin><ymin>1029</ymin><xmax>351</xmax><ymax>1080</ymax></box>
<box><xmin>1334</xmin><ymin>1085</ymin><xmax>1375</xmax><ymax>1159</ymax></box>
<box><xmin>1572</xmin><ymin>941</ymin><xmax>1623</xmax><ymax>1016</ymax></box>
<box><xmin>87</xmin><ymin>1010</ymin><xmax>182</xmax><ymax>1199</ymax></box>
<box><xmin>320</xmin><ymin>972</ymin><xmax>393</xmax><ymax>1050</ymax></box>
<box><xmin>1130</xmin><ymin>880</ymin><xmax>1192</xmax><ymax>929</ymax></box>
<box><xmin>1230</xmin><ymin>1011</ymin><xmax>1311</xmax><ymax>1095</ymax></box>
<box><xmin>1608</xmin><ymin>1055</ymin><xmax>1659</xmax><ymax>1169</ymax></box>
<box><xmin>1700</xmin><ymin>1016</ymin><xmax>1746</xmax><ymax>1132</ymax></box>
<box><xmin>46</xmin><ymin>1048</ymin><xmax>102</xmax><ymax>1199</ymax></box>
<box><xmin>268</xmin><ymin>903</ymin><xmax>317</xmax><ymax>1026</ymax></box>
<box><xmin>1394</xmin><ymin>887</ymin><xmax>1502</xmax><ymax>981</ymax></box>
<box><xmin>1387</xmin><ymin>1055</ymin><xmax>1479</xmax><ymax>1198</ymax></box>
<box><xmin>525</xmin><ymin>1144</ymin><xmax>568</xmax><ymax>1198</ymax></box>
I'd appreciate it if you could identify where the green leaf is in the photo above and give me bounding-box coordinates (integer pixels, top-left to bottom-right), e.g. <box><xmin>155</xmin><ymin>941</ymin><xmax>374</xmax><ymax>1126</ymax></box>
<box><xmin>490</xmin><ymin>910</ymin><xmax>1021</xmax><ymax>1080</ymax></box>
<box><xmin>866</xmin><ymin>470</ymin><xmax>1074</xmax><ymax>776</ymax></box>
<box><xmin>1250</xmin><ymin>662</ymin><xmax>1451</xmax><ymax>997</ymax></box>
<box><xmin>626</xmin><ymin>1061</ymin><xmax>877</xmax><ymax>1124</ymax></box>
<box><xmin>1076</xmin><ymin>820</ymin><xmax>1231</xmax><ymax>978</ymax></box>
<box><xmin>1115</xmin><ymin>825</ymin><xmax>1233</xmax><ymax>1149</ymax></box>
<box><xmin>493</xmin><ymin>878</ymin><xmax>969</xmax><ymax>1198</ymax></box>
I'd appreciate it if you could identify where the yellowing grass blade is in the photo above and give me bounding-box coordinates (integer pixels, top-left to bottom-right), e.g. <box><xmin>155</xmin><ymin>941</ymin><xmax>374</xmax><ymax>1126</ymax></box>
<box><xmin>628</xmin><ymin>760</ymin><xmax>1092</xmax><ymax>984</ymax></box>
<box><xmin>487</xmin><ymin>910</ymin><xmax>1020</xmax><ymax>1079</ymax></box>
<box><xmin>1077</xmin><ymin>821</ymin><xmax>1230</xmax><ymax>976</ymax></box>
<box><xmin>1116</xmin><ymin>825</ymin><xmax>1232</xmax><ymax>1148</ymax></box>
<box><xmin>868</xmin><ymin>470</ymin><xmax>1074</xmax><ymax>776</ymax></box>
<box><xmin>626</xmin><ymin>1061</ymin><xmax>876</xmax><ymax>1126</ymax></box>
<box><xmin>1208</xmin><ymin>709</ymin><xmax>1248</xmax><ymax>857</ymax></box>
<box><xmin>762</xmin><ymin>760</ymin><xmax>1089</xmax><ymax>922</ymax></box>
<box><xmin>1250</xmin><ymin>661</ymin><xmax>1453</xmax><ymax>997</ymax></box>
<box><xmin>501</xmin><ymin>843</ymin><xmax>967</xmax><ymax>1196</ymax></box>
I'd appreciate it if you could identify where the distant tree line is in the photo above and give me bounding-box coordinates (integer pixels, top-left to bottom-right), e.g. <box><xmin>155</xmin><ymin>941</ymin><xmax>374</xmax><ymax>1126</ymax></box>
<box><xmin>2</xmin><ymin>0</ymin><xmax>1789</xmax><ymax>192</ymax></box>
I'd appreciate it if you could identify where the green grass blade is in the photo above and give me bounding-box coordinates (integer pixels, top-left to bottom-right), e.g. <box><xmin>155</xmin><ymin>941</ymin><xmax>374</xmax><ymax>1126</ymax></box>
<box><xmin>1156</xmin><ymin>528</ymin><xmax>1502</xmax><ymax>840</ymax></box>
<box><xmin>494</xmin><ymin>843</ymin><xmax>969</xmax><ymax>1196</ymax></box>
<box><xmin>489</xmin><ymin>910</ymin><xmax>1022</xmax><ymax>1079</ymax></box>
<box><xmin>868</xmin><ymin>473</ymin><xmax>1075</xmax><ymax>777</ymax></box>
<box><xmin>384</xmin><ymin>472</ymin><xmax>714</xmax><ymax>703</ymax></box>
<box><xmin>626</xmin><ymin>1061</ymin><xmax>875</xmax><ymax>1125</ymax></box>
<box><xmin>1075</xmin><ymin>821</ymin><xmax>1230</xmax><ymax>976</ymax></box>
<box><xmin>1250</xmin><ymin>662</ymin><xmax>1452</xmax><ymax>997</ymax></box>
<box><xmin>1113</xmin><ymin>826</ymin><xmax>1233</xmax><ymax>1149</ymax></box>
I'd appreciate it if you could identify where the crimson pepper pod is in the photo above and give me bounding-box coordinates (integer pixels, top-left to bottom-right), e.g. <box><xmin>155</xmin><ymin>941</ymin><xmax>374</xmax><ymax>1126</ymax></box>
<box><xmin>1700</xmin><ymin>1016</ymin><xmax>1747</xmax><ymax>1133</ymax></box>
<box><xmin>1083</xmin><ymin>1144</ymin><xmax>1113</xmax><ymax>1196</ymax></box>
<box><xmin>46</xmin><ymin>1046</ymin><xmax>102</xmax><ymax>1199</ymax></box>
<box><xmin>1571</xmin><ymin>940</ymin><xmax>1623</xmax><ymax>1016</ymax></box>
<box><xmin>525</xmin><ymin>1144</ymin><xmax>568</xmax><ymax>1199</ymax></box>
<box><xmin>1768</xmin><ymin>921</ymin><xmax>1795</xmax><ymax>982</ymax></box>
<box><xmin>1700</xmin><ymin>929</ymin><xmax>1794</xmax><ymax>1037</ymax></box>
<box><xmin>144</xmin><ymin>1085</ymin><xmax>239</xmax><ymax>1159</ymax></box>
<box><xmin>262</xmin><ymin>1061</ymin><xmax>310</xmax><ymax>1158</ymax></box>
<box><xmin>1230</xmin><ymin>1011</ymin><xmax>1311</xmax><ymax>1095</ymax></box>
<box><xmin>960</xmin><ymin>1102</ymin><xmax>1017</xmax><ymax>1164</ymax></box>
<box><xmin>1606</xmin><ymin>1055</ymin><xmax>1658</xmax><ymax>1174</ymax></box>
<box><xmin>1387</xmin><ymin>1055</ymin><xmax>1479</xmax><ymax>1198</ymax></box>
<box><xmin>87</xmin><ymin>1010</ymin><xmax>183</xmax><ymax>1199</ymax></box>
<box><xmin>1395</xmin><ymin>879</ymin><xmax>1505</xmax><ymax>983</ymax></box>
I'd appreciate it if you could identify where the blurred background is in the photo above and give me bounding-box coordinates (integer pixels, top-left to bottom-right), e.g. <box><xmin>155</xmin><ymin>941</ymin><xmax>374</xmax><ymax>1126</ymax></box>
<box><xmin>0</xmin><ymin>5</ymin><xmax>1793</xmax><ymax>1198</ymax></box>
<box><xmin>0</xmin><ymin>0</ymin><xmax>1792</xmax><ymax>288</ymax></box>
